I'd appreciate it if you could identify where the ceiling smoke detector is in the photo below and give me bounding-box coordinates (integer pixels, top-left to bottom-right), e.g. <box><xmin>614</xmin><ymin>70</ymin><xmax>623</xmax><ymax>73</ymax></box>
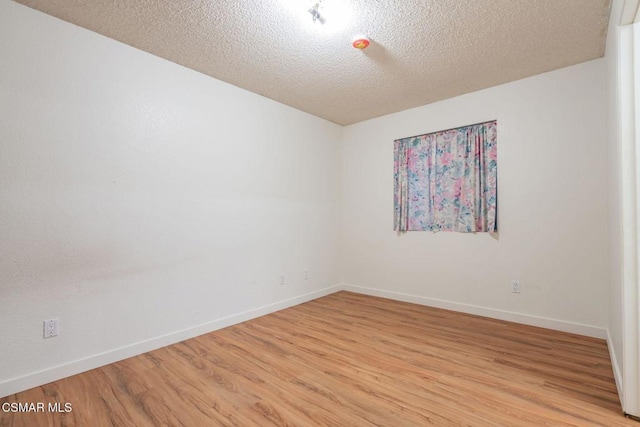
<box><xmin>352</xmin><ymin>35</ymin><xmax>370</xmax><ymax>49</ymax></box>
<box><xmin>308</xmin><ymin>2</ymin><xmax>326</xmax><ymax>24</ymax></box>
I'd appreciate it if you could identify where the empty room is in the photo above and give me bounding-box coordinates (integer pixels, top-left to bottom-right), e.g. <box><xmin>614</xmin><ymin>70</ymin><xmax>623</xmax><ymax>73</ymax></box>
<box><xmin>1</xmin><ymin>0</ymin><xmax>640</xmax><ymax>425</ymax></box>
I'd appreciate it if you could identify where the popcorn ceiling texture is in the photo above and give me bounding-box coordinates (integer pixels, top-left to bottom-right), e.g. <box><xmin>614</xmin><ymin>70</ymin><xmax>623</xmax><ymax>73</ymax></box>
<box><xmin>14</xmin><ymin>0</ymin><xmax>611</xmax><ymax>125</ymax></box>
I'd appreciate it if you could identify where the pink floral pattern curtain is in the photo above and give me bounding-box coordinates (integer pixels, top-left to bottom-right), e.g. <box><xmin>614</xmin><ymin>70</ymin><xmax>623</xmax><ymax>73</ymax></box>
<box><xmin>394</xmin><ymin>121</ymin><xmax>497</xmax><ymax>232</ymax></box>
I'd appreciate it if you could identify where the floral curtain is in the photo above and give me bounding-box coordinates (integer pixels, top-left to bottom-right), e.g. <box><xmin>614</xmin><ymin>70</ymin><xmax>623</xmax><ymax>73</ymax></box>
<box><xmin>394</xmin><ymin>121</ymin><xmax>497</xmax><ymax>233</ymax></box>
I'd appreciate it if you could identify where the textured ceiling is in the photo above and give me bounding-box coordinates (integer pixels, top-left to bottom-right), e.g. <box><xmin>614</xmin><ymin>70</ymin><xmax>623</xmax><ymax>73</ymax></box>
<box><xmin>14</xmin><ymin>0</ymin><xmax>611</xmax><ymax>125</ymax></box>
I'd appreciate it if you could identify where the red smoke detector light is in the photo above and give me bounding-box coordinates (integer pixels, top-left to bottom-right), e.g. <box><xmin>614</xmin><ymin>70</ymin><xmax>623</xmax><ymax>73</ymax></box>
<box><xmin>352</xmin><ymin>35</ymin><xmax>370</xmax><ymax>49</ymax></box>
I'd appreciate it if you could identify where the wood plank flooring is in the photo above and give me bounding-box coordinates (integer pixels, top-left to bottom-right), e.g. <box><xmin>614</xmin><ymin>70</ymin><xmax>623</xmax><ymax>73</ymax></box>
<box><xmin>1</xmin><ymin>291</ymin><xmax>635</xmax><ymax>426</ymax></box>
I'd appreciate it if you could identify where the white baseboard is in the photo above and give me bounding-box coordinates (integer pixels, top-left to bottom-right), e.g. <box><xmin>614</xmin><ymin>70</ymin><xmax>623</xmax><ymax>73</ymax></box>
<box><xmin>0</xmin><ymin>284</ymin><xmax>343</xmax><ymax>398</ymax></box>
<box><xmin>606</xmin><ymin>328</ymin><xmax>624</xmax><ymax>406</ymax></box>
<box><xmin>2</xmin><ymin>283</ymin><xmax>609</xmax><ymax>398</ymax></box>
<box><xmin>342</xmin><ymin>284</ymin><xmax>607</xmax><ymax>339</ymax></box>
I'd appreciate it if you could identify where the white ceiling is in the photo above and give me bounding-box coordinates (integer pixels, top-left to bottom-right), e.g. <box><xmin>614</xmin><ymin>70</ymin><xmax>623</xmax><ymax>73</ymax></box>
<box><xmin>14</xmin><ymin>0</ymin><xmax>611</xmax><ymax>125</ymax></box>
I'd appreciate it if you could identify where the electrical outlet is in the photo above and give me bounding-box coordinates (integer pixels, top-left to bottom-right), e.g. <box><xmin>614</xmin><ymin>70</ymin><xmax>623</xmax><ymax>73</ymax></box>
<box><xmin>43</xmin><ymin>318</ymin><xmax>59</xmax><ymax>338</ymax></box>
<box><xmin>304</xmin><ymin>269</ymin><xmax>310</xmax><ymax>280</ymax></box>
<box><xmin>279</xmin><ymin>274</ymin><xmax>286</xmax><ymax>286</ymax></box>
<box><xmin>511</xmin><ymin>280</ymin><xmax>521</xmax><ymax>294</ymax></box>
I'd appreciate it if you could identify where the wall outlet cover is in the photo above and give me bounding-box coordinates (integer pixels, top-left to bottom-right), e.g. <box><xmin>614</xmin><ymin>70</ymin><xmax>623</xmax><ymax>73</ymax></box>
<box><xmin>43</xmin><ymin>318</ymin><xmax>59</xmax><ymax>338</ymax></box>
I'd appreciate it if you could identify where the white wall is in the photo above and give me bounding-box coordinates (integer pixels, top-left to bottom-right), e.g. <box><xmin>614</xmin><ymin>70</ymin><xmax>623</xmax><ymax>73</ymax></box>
<box><xmin>0</xmin><ymin>1</ymin><xmax>342</xmax><ymax>396</ymax></box>
<box><xmin>606</xmin><ymin>0</ymin><xmax>625</xmax><ymax>402</ymax></box>
<box><xmin>342</xmin><ymin>59</ymin><xmax>610</xmax><ymax>335</ymax></box>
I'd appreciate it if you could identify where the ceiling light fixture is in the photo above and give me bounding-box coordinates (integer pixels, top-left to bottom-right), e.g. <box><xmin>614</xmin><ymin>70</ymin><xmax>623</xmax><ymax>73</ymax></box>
<box><xmin>308</xmin><ymin>1</ymin><xmax>326</xmax><ymax>24</ymax></box>
<box><xmin>280</xmin><ymin>0</ymin><xmax>350</xmax><ymax>34</ymax></box>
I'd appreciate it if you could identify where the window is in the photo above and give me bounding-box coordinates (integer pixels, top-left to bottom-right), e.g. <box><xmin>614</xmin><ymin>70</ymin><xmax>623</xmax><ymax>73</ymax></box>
<box><xmin>393</xmin><ymin>120</ymin><xmax>497</xmax><ymax>232</ymax></box>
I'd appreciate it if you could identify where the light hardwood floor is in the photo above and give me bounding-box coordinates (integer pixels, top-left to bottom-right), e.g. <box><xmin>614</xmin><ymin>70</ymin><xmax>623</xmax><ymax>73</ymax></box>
<box><xmin>1</xmin><ymin>291</ymin><xmax>636</xmax><ymax>426</ymax></box>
